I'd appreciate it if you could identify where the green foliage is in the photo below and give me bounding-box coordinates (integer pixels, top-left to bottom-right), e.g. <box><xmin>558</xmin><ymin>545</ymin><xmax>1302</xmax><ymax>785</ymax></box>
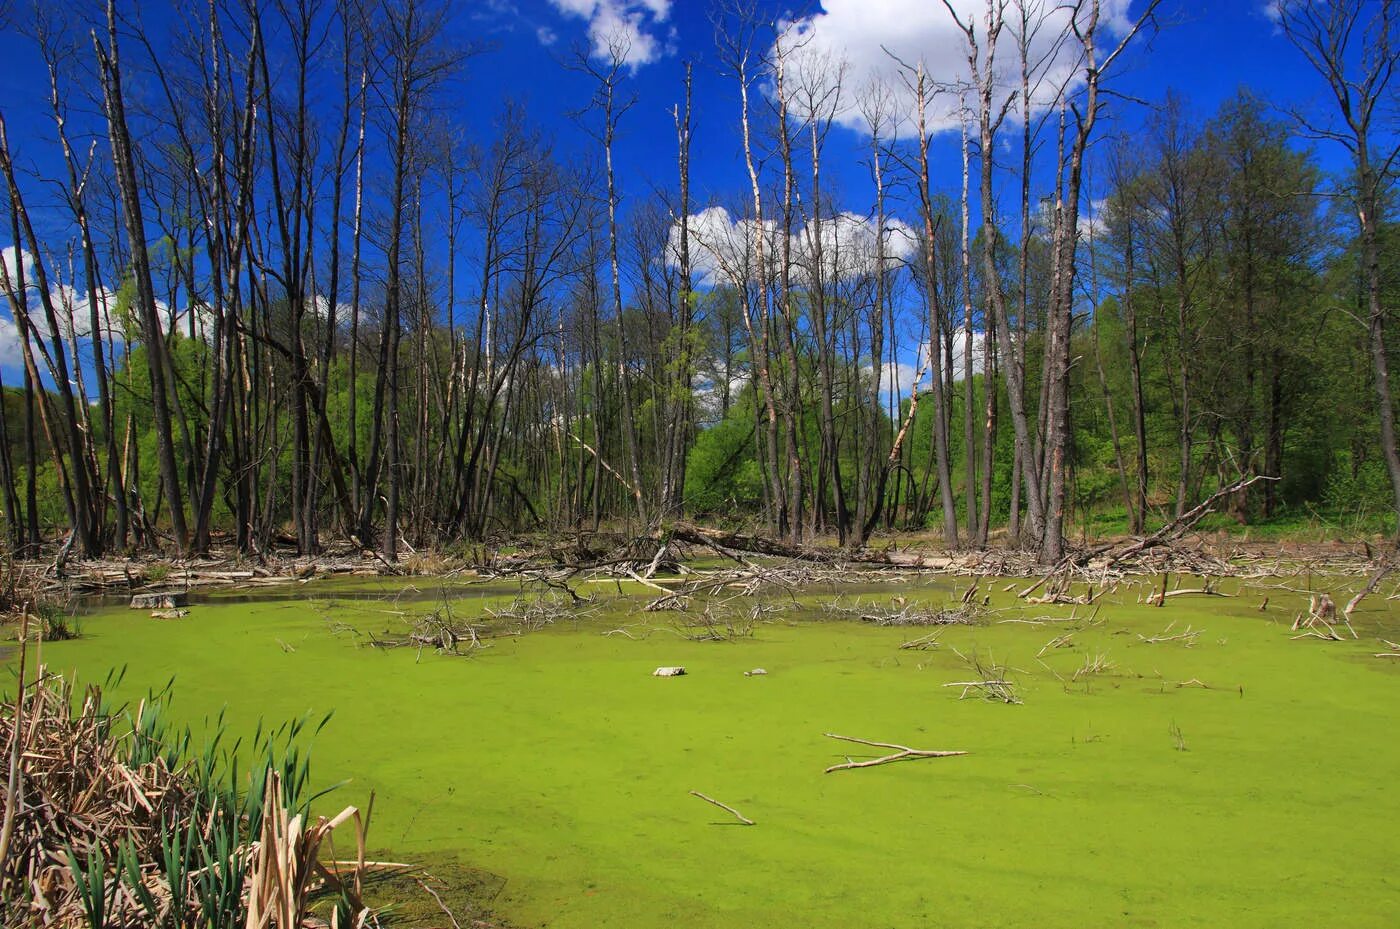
<box><xmin>684</xmin><ymin>392</ymin><xmax>762</xmax><ymax>514</ymax></box>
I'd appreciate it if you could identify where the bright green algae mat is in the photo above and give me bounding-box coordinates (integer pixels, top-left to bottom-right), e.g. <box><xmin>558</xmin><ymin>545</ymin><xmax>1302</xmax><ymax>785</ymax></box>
<box><xmin>24</xmin><ymin>576</ymin><xmax>1400</xmax><ymax>928</ymax></box>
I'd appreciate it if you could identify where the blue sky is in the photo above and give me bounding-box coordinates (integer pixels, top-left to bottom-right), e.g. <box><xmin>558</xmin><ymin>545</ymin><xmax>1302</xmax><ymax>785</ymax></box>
<box><xmin>0</xmin><ymin>0</ymin><xmax>1365</xmax><ymax>382</ymax></box>
<box><xmin>0</xmin><ymin>0</ymin><xmax>1339</xmax><ymax>227</ymax></box>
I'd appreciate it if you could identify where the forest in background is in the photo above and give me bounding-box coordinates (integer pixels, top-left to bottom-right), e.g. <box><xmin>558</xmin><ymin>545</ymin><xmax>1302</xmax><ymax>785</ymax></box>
<box><xmin>0</xmin><ymin>0</ymin><xmax>1397</xmax><ymax>565</ymax></box>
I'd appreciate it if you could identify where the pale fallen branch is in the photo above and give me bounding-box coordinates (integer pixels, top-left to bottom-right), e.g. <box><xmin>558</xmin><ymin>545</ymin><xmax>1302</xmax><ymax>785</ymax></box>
<box><xmin>1345</xmin><ymin>561</ymin><xmax>1394</xmax><ymax>620</ymax></box>
<box><xmin>1036</xmin><ymin>633</ymin><xmax>1074</xmax><ymax>657</ymax></box>
<box><xmin>414</xmin><ymin>876</ymin><xmax>465</xmax><ymax>929</ymax></box>
<box><xmin>822</xmin><ymin>733</ymin><xmax>968</xmax><ymax>773</ymax></box>
<box><xmin>689</xmin><ymin>790</ymin><xmax>754</xmax><ymax>825</ymax></box>
<box><xmin>1137</xmin><ymin>622</ymin><xmax>1202</xmax><ymax>646</ymax></box>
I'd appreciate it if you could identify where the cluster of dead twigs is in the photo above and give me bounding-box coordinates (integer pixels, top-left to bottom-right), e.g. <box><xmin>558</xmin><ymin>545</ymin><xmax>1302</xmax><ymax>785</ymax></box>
<box><xmin>945</xmin><ymin>648</ymin><xmax>1022</xmax><ymax>704</ymax></box>
<box><xmin>821</xmin><ymin>596</ymin><xmax>981</xmax><ymax>627</ymax></box>
<box><xmin>1</xmin><ymin>633</ymin><xmax>380</xmax><ymax>928</ymax></box>
<box><xmin>1291</xmin><ymin>592</ymin><xmax>1357</xmax><ymax>641</ymax></box>
<box><xmin>365</xmin><ymin>592</ymin><xmax>595</xmax><ymax>657</ymax></box>
<box><xmin>670</xmin><ymin>603</ymin><xmax>770</xmax><ymax>641</ymax></box>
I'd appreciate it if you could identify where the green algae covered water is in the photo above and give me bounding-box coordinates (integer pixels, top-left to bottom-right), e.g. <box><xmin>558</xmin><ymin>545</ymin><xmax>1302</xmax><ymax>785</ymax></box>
<box><xmin>23</xmin><ymin>573</ymin><xmax>1400</xmax><ymax>928</ymax></box>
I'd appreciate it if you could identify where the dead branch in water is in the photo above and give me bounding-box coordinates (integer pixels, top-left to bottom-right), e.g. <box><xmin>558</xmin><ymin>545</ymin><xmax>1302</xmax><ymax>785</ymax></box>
<box><xmin>689</xmin><ymin>790</ymin><xmax>755</xmax><ymax>825</ymax></box>
<box><xmin>1089</xmin><ymin>475</ymin><xmax>1276</xmax><ymax>571</ymax></box>
<box><xmin>1017</xmin><ymin>476</ymin><xmax>1276</xmax><ymax>601</ymax></box>
<box><xmin>822</xmin><ymin>733</ymin><xmax>968</xmax><ymax>773</ymax></box>
<box><xmin>1071</xmin><ymin>652</ymin><xmax>1116</xmax><ymax>681</ymax></box>
<box><xmin>1291</xmin><ymin>592</ymin><xmax>1352</xmax><ymax>640</ymax></box>
<box><xmin>1345</xmin><ymin>560</ymin><xmax>1394</xmax><ymax>620</ymax></box>
<box><xmin>823</xmin><ymin>597</ymin><xmax>980</xmax><ymax>627</ymax></box>
<box><xmin>898</xmin><ymin>630</ymin><xmax>944</xmax><ymax>650</ymax></box>
<box><xmin>946</xmin><ymin>648</ymin><xmax>1022</xmax><ymax>703</ymax></box>
<box><xmin>1036</xmin><ymin>632</ymin><xmax>1074</xmax><ymax>657</ymax></box>
<box><xmin>1137</xmin><ymin>622</ymin><xmax>1202</xmax><ymax>646</ymax></box>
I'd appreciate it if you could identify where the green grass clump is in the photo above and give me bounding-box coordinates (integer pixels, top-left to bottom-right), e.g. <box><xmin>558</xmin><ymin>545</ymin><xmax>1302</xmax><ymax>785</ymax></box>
<box><xmin>28</xmin><ymin>575</ymin><xmax>1400</xmax><ymax>928</ymax></box>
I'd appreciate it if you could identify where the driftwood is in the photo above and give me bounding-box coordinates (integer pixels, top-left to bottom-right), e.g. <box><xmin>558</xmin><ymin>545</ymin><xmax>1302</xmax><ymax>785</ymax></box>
<box><xmin>1137</xmin><ymin>622</ymin><xmax>1202</xmax><ymax>646</ymax></box>
<box><xmin>1019</xmin><ymin>475</ymin><xmax>1277</xmax><ymax>601</ymax></box>
<box><xmin>822</xmin><ymin>733</ymin><xmax>968</xmax><ymax>773</ymax></box>
<box><xmin>688</xmin><ymin>790</ymin><xmax>754</xmax><ymax>825</ymax></box>
<box><xmin>823</xmin><ymin>597</ymin><xmax>980</xmax><ymax>627</ymax></box>
<box><xmin>1344</xmin><ymin>560</ymin><xmax>1393</xmax><ymax>619</ymax></box>
<box><xmin>948</xmin><ymin>647</ymin><xmax>1022</xmax><ymax>703</ymax></box>
<box><xmin>668</xmin><ymin>523</ymin><xmax>828</xmax><ymax>561</ymax></box>
<box><xmin>130</xmin><ymin>591</ymin><xmax>188</xmax><ymax>609</ymax></box>
<box><xmin>1088</xmin><ymin>475</ymin><xmax>1275</xmax><ymax>571</ymax></box>
<box><xmin>1291</xmin><ymin>592</ymin><xmax>1352</xmax><ymax>640</ymax></box>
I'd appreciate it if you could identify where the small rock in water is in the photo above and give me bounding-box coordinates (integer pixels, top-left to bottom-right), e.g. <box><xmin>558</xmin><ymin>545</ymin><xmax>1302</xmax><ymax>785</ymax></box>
<box><xmin>653</xmin><ymin>666</ymin><xmax>687</xmax><ymax>677</ymax></box>
<box><xmin>744</xmin><ymin>668</ymin><xmax>767</xmax><ymax>677</ymax></box>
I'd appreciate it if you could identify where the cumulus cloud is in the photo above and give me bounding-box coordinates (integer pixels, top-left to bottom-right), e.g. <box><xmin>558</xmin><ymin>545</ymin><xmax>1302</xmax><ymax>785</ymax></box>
<box><xmin>0</xmin><ymin>245</ymin><xmax>129</xmax><ymax>370</ymax></box>
<box><xmin>877</xmin><ymin>359</ymin><xmax>923</xmax><ymax>397</ymax></box>
<box><xmin>867</xmin><ymin>331</ymin><xmax>989</xmax><ymax>405</ymax></box>
<box><xmin>1</xmin><ymin>246</ymin><xmax>35</xmax><ymax>292</ymax></box>
<box><xmin>778</xmin><ymin>0</ymin><xmax>1135</xmax><ymax>135</ymax></box>
<box><xmin>668</xmin><ymin>206</ymin><xmax>918</xmax><ymax>287</ymax></box>
<box><xmin>546</xmin><ymin>0</ymin><xmax>672</xmax><ymax>68</ymax></box>
<box><xmin>792</xmin><ymin>211</ymin><xmax>919</xmax><ymax>284</ymax></box>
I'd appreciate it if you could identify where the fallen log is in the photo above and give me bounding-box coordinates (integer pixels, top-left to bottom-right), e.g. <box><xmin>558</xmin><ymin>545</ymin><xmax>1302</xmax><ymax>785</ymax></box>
<box><xmin>668</xmin><ymin>523</ymin><xmax>825</xmax><ymax>561</ymax></box>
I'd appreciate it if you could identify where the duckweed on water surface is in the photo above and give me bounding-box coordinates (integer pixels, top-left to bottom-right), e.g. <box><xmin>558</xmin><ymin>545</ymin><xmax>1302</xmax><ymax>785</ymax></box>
<box><xmin>25</xmin><ymin>574</ymin><xmax>1400</xmax><ymax>928</ymax></box>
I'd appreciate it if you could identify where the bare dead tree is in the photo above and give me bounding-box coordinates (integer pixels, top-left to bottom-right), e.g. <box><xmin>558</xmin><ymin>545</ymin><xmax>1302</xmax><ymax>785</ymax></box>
<box><xmin>1277</xmin><ymin>0</ymin><xmax>1400</xmax><ymax>540</ymax></box>
<box><xmin>94</xmin><ymin>0</ymin><xmax>190</xmax><ymax>554</ymax></box>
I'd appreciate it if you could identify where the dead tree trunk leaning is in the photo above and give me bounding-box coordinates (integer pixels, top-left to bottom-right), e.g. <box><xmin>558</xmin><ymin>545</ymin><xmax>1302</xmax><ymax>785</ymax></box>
<box><xmin>890</xmin><ymin>57</ymin><xmax>958</xmax><ymax>546</ymax></box>
<box><xmin>94</xmin><ymin>0</ymin><xmax>189</xmax><ymax>555</ymax></box>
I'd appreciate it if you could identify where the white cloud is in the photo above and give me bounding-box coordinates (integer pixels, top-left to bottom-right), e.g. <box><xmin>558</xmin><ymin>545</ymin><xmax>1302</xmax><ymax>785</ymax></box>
<box><xmin>1</xmin><ymin>246</ymin><xmax>35</xmax><ymax>291</ymax></box>
<box><xmin>877</xmin><ymin>359</ymin><xmax>922</xmax><ymax>397</ymax></box>
<box><xmin>546</xmin><ymin>0</ymin><xmax>671</xmax><ymax>68</ymax></box>
<box><xmin>792</xmin><ymin>211</ymin><xmax>919</xmax><ymax>284</ymax></box>
<box><xmin>0</xmin><ymin>245</ymin><xmax>131</xmax><ymax>370</ymax></box>
<box><xmin>778</xmin><ymin>0</ymin><xmax>1135</xmax><ymax>135</ymax></box>
<box><xmin>868</xmin><ymin>334</ymin><xmax>986</xmax><ymax>405</ymax></box>
<box><xmin>669</xmin><ymin>206</ymin><xmax>918</xmax><ymax>287</ymax></box>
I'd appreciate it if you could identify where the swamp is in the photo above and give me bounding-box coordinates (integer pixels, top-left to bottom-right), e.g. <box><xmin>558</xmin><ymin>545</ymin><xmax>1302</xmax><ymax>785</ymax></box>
<box><xmin>4</xmin><ymin>0</ymin><xmax>1400</xmax><ymax>925</ymax></box>
<box><xmin>15</xmin><ymin>553</ymin><xmax>1400</xmax><ymax>928</ymax></box>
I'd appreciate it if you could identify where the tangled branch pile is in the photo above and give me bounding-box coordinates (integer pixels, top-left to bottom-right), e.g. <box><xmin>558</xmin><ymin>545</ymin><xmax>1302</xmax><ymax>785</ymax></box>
<box><xmin>1</xmin><ymin>666</ymin><xmax>373</xmax><ymax>928</ymax></box>
<box><xmin>367</xmin><ymin>593</ymin><xmax>594</xmax><ymax>655</ymax></box>
<box><xmin>823</xmin><ymin>598</ymin><xmax>981</xmax><ymax>627</ymax></box>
